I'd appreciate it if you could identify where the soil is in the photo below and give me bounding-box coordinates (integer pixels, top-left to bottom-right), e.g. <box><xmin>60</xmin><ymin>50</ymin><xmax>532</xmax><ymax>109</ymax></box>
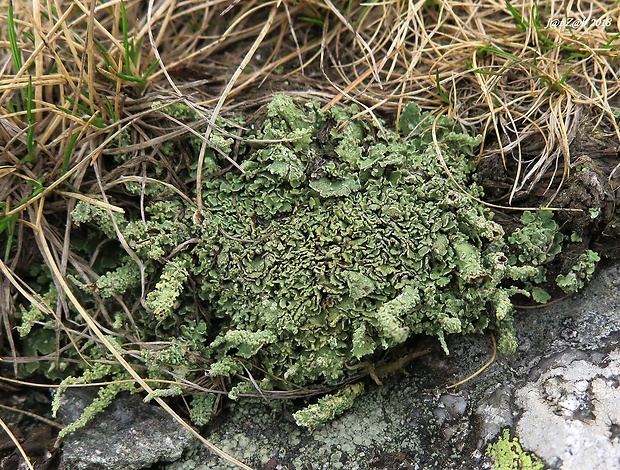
<box><xmin>0</xmin><ymin>385</ymin><xmax>60</xmax><ymax>469</ymax></box>
<box><xmin>476</xmin><ymin>110</ymin><xmax>620</xmax><ymax>295</ymax></box>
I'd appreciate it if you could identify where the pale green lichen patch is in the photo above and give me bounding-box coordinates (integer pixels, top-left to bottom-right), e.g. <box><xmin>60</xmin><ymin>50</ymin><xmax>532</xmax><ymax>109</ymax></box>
<box><xmin>181</xmin><ymin>95</ymin><xmax>537</xmax><ymax>386</ymax></box>
<box><xmin>189</xmin><ymin>394</ymin><xmax>216</xmax><ymax>427</ymax></box>
<box><xmin>486</xmin><ymin>429</ymin><xmax>544</xmax><ymax>470</ymax></box>
<box><xmin>556</xmin><ymin>249</ymin><xmax>600</xmax><ymax>294</ymax></box>
<box><xmin>508</xmin><ymin>211</ymin><xmax>563</xmax><ymax>265</ymax></box>
<box><xmin>71</xmin><ymin>202</ymin><xmax>127</xmax><ymax>239</ymax></box>
<box><xmin>19</xmin><ymin>95</ymin><xmax>600</xmax><ymax>432</ymax></box>
<box><xmin>151</xmin><ymin>100</ymin><xmax>201</xmax><ymax>121</ymax></box>
<box><xmin>93</xmin><ymin>259</ymin><xmax>141</xmax><ymax>299</ymax></box>
<box><xmin>505</xmin><ymin>210</ymin><xmax>599</xmax><ymax>303</ymax></box>
<box><xmin>293</xmin><ymin>383</ymin><xmax>365</xmax><ymax>430</ymax></box>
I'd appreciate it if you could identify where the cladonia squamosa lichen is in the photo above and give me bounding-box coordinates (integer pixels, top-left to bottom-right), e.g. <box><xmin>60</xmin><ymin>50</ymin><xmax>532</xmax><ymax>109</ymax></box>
<box><xmin>28</xmin><ymin>95</ymin><xmax>594</xmax><ymax>430</ymax></box>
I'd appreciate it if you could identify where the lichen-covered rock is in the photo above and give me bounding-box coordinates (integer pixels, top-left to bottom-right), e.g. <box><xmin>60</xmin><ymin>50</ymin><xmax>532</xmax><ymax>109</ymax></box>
<box><xmin>486</xmin><ymin>429</ymin><xmax>544</xmax><ymax>470</ymax></box>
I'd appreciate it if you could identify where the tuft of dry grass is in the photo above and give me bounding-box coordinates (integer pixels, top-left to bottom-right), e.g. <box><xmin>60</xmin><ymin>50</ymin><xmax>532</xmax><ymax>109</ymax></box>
<box><xmin>1</xmin><ymin>0</ymin><xmax>619</xmax><ymax>468</ymax></box>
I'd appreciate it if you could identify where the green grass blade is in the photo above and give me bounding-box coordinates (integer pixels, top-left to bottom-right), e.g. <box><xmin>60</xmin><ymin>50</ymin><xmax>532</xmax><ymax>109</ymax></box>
<box><xmin>1</xmin><ymin>214</ymin><xmax>18</xmax><ymax>263</ymax></box>
<box><xmin>102</xmin><ymin>96</ymin><xmax>117</xmax><ymax>122</ymax></box>
<box><xmin>93</xmin><ymin>38</ymin><xmax>114</xmax><ymax>68</ymax></box>
<box><xmin>120</xmin><ymin>1</ymin><xmax>132</xmax><ymax>74</ymax></box>
<box><xmin>478</xmin><ymin>46</ymin><xmax>523</xmax><ymax>62</ymax></box>
<box><xmin>141</xmin><ymin>59</ymin><xmax>160</xmax><ymax>80</ymax></box>
<box><xmin>7</xmin><ymin>0</ymin><xmax>23</xmax><ymax>73</ymax></box>
<box><xmin>62</xmin><ymin>132</ymin><xmax>81</xmax><ymax>175</ymax></box>
<box><xmin>604</xmin><ymin>33</ymin><xmax>620</xmax><ymax>49</ymax></box>
<box><xmin>530</xmin><ymin>4</ymin><xmax>555</xmax><ymax>52</ymax></box>
<box><xmin>554</xmin><ymin>68</ymin><xmax>572</xmax><ymax>92</ymax></box>
<box><xmin>8</xmin><ymin>0</ymin><xmax>24</xmax><ymax>112</ymax></box>
<box><xmin>0</xmin><ymin>179</ymin><xmax>45</xmax><ymax>261</ymax></box>
<box><xmin>435</xmin><ymin>72</ymin><xmax>451</xmax><ymax>105</ymax></box>
<box><xmin>116</xmin><ymin>72</ymin><xmax>146</xmax><ymax>84</ymax></box>
<box><xmin>505</xmin><ymin>1</ymin><xmax>528</xmax><ymax>32</ymax></box>
<box><xmin>300</xmin><ymin>16</ymin><xmax>324</xmax><ymax>27</ymax></box>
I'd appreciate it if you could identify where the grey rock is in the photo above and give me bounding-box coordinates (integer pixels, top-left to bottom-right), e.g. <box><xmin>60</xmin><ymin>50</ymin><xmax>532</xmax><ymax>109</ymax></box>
<box><xmin>164</xmin><ymin>262</ymin><xmax>620</xmax><ymax>470</ymax></box>
<box><xmin>474</xmin><ymin>384</ymin><xmax>514</xmax><ymax>447</ymax></box>
<box><xmin>61</xmin><ymin>262</ymin><xmax>620</xmax><ymax>469</ymax></box>
<box><xmin>516</xmin><ymin>348</ymin><xmax>620</xmax><ymax>469</ymax></box>
<box><xmin>59</xmin><ymin>389</ymin><xmax>194</xmax><ymax>470</ymax></box>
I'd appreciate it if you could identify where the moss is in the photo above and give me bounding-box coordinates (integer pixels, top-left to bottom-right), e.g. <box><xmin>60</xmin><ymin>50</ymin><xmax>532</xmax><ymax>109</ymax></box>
<box><xmin>487</xmin><ymin>429</ymin><xmax>544</xmax><ymax>470</ymax></box>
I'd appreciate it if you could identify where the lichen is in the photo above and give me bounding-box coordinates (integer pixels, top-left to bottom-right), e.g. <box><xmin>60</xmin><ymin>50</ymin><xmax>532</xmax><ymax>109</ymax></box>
<box><xmin>505</xmin><ymin>210</ymin><xmax>599</xmax><ymax>302</ymax></box>
<box><xmin>486</xmin><ymin>429</ymin><xmax>544</xmax><ymax>470</ymax></box>
<box><xmin>71</xmin><ymin>200</ymin><xmax>127</xmax><ymax>239</ymax></box>
<box><xmin>145</xmin><ymin>254</ymin><xmax>192</xmax><ymax>319</ymax></box>
<box><xmin>556</xmin><ymin>249</ymin><xmax>600</xmax><ymax>294</ymax></box>
<box><xmin>180</xmin><ymin>95</ymin><xmax>539</xmax><ymax>383</ymax></box>
<box><xmin>93</xmin><ymin>259</ymin><xmax>141</xmax><ymax>299</ymax></box>
<box><xmin>189</xmin><ymin>393</ymin><xmax>216</xmax><ymax>426</ymax></box>
<box><xmin>508</xmin><ymin>211</ymin><xmax>563</xmax><ymax>265</ymax></box>
<box><xmin>20</xmin><ymin>94</ymin><xmax>599</xmax><ymax>433</ymax></box>
<box><xmin>151</xmin><ymin>98</ymin><xmax>547</xmax><ymax>377</ymax></box>
<box><xmin>209</xmin><ymin>357</ymin><xmax>243</xmax><ymax>378</ymax></box>
<box><xmin>293</xmin><ymin>383</ymin><xmax>365</xmax><ymax>430</ymax></box>
<box><xmin>151</xmin><ymin>101</ymin><xmax>201</xmax><ymax>121</ymax></box>
<box><xmin>17</xmin><ymin>285</ymin><xmax>56</xmax><ymax>337</ymax></box>
<box><xmin>92</xmin><ymin>98</ymin><xmax>540</xmax><ymax>381</ymax></box>
<box><xmin>52</xmin><ymin>360</ymin><xmax>136</xmax><ymax>437</ymax></box>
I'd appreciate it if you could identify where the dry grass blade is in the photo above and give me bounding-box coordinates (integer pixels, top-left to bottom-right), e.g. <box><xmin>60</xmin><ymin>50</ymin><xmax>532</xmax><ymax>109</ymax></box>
<box><xmin>0</xmin><ymin>276</ymin><xmax>18</xmax><ymax>375</ymax></box>
<box><xmin>0</xmin><ymin>403</ymin><xmax>63</xmax><ymax>430</ymax></box>
<box><xmin>447</xmin><ymin>334</ymin><xmax>497</xmax><ymax>389</ymax></box>
<box><xmin>430</xmin><ymin>113</ymin><xmax>582</xmax><ymax>213</ymax></box>
<box><xmin>55</xmin><ymin>191</ymin><xmax>125</xmax><ymax>213</ymax></box>
<box><xmin>33</xmin><ymin>200</ymin><xmax>255</xmax><ymax>469</ymax></box>
<box><xmin>0</xmin><ymin>374</ymin><xmax>205</xmax><ymax>393</ymax></box>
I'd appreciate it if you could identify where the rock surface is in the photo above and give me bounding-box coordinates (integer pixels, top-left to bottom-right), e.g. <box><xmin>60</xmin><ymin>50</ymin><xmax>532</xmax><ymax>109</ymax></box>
<box><xmin>59</xmin><ymin>390</ymin><xmax>194</xmax><ymax>470</ymax></box>
<box><xmin>164</xmin><ymin>261</ymin><xmax>620</xmax><ymax>470</ymax></box>
<box><xmin>60</xmin><ymin>261</ymin><xmax>620</xmax><ymax>469</ymax></box>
